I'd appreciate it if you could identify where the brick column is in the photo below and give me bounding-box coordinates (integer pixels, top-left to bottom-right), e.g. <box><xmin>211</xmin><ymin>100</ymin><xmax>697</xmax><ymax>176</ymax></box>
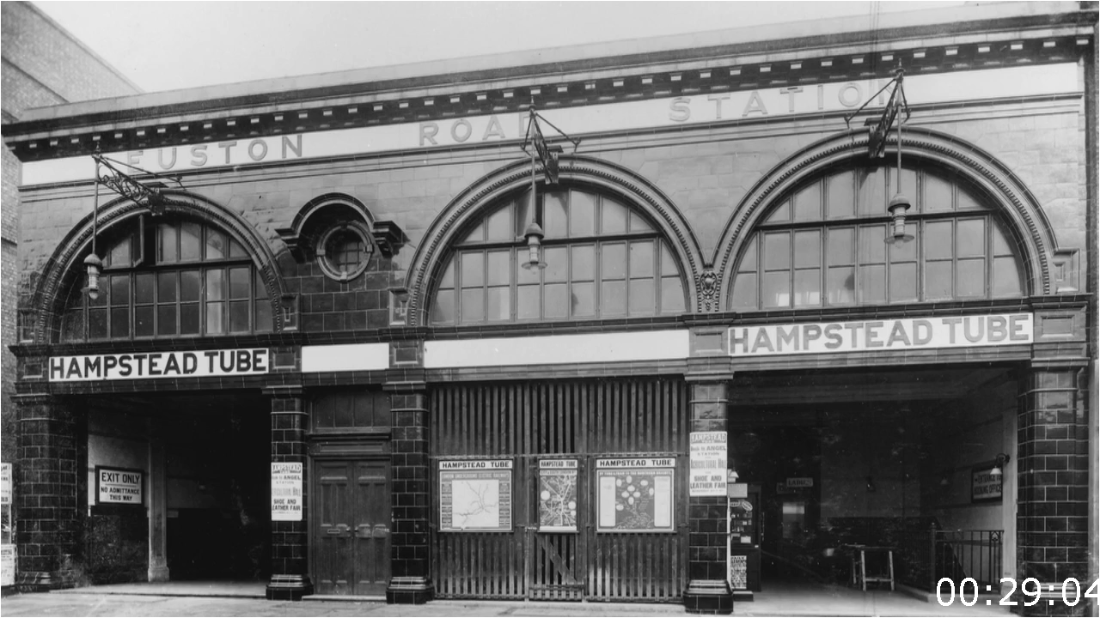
<box><xmin>14</xmin><ymin>394</ymin><xmax>79</xmax><ymax>591</ymax></box>
<box><xmin>385</xmin><ymin>382</ymin><xmax>433</xmax><ymax>604</ymax></box>
<box><xmin>1017</xmin><ymin>365</ymin><xmax>1089</xmax><ymax>617</ymax></box>
<box><xmin>683</xmin><ymin>380</ymin><xmax>732</xmax><ymax>614</ymax></box>
<box><xmin>265</xmin><ymin>388</ymin><xmax>313</xmax><ymax>600</ymax></box>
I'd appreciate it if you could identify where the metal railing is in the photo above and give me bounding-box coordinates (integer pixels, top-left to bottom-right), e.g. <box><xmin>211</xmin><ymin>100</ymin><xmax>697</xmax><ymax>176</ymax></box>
<box><xmin>897</xmin><ymin>527</ymin><xmax>1003</xmax><ymax>592</ymax></box>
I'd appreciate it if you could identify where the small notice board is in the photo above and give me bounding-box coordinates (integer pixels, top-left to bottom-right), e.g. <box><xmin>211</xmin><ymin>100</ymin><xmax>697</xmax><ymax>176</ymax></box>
<box><xmin>96</xmin><ymin>466</ymin><xmax>144</xmax><ymax>506</ymax></box>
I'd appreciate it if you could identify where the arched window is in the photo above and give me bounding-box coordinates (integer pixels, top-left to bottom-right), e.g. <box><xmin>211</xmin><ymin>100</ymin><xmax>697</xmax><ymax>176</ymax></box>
<box><xmin>60</xmin><ymin>217</ymin><xmax>274</xmax><ymax>341</ymax></box>
<box><xmin>429</xmin><ymin>187</ymin><xmax>688</xmax><ymax>325</ymax></box>
<box><xmin>728</xmin><ymin>163</ymin><xmax>1026</xmax><ymax>311</ymax></box>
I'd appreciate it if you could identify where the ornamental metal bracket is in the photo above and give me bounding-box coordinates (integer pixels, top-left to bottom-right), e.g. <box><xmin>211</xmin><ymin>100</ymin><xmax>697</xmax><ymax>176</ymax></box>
<box><xmin>92</xmin><ymin>149</ymin><xmax>184</xmax><ymax>216</ymax></box>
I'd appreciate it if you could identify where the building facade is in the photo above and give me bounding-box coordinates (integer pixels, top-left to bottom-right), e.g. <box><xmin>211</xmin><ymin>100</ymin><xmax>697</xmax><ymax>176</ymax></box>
<box><xmin>2</xmin><ymin>3</ymin><xmax>1096</xmax><ymax>615</ymax></box>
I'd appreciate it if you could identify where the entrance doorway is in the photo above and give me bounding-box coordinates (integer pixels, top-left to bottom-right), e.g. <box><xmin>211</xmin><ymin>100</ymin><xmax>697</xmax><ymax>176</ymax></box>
<box><xmin>311</xmin><ymin>460</ymin><xmax>391</xmax><ymax>596</ymax></box>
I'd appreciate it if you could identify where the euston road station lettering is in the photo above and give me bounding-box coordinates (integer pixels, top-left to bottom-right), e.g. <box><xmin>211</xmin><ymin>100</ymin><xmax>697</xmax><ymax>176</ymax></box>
<box><xmin>729</xmin><ymin>314</ymin><xmax>1033</xmax><ymax>357</ymax></box>
<box><xmin>49</xmin><ymin>348</ymin><xmax>269</xmax><ymax>382</ymax></box>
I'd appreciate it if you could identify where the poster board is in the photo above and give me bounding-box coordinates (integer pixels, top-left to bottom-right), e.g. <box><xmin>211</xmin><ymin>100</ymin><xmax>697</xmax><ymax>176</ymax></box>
<box><xmin>538</xmin><ymin>460</ymin><xmax>578</xmax><ymax>532</ymax></box>
<box><xmin>1</xmin><ymin>463</ymin><xmax>12</xmax><ymax>587</ymax></box>
<box><xmin>271</xmin><ymin>462</ymin><xmax>304</xmax><ymax>521</ymax></box>
<box><xmin>596</xmin><ymin>458</ymin><xmax>675</xmax><ymax>532</ymax></box>
<box><xmin>971</xmin><ymin>465</ymin><xmax>1003</xmax><ymax>502</ymax></box>
<box><xmin>439</xmin><ymin>460</ymin><xmax>513</xmax><ymax>532</ymax></box>
<box><xmin>689</xmin><ymin>431</ymin><xmax>727</xmax><ymax>497</ymax></box>
<box><xmin>95</xmin><ymin>466</ymin><xmax>144</xmax><ymax>506</ymax></box>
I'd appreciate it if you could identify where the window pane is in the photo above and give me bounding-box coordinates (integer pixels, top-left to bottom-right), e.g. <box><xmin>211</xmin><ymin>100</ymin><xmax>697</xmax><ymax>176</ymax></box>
<box><xmin>111</xmin><ymin>308</ymin><xmax>129</xmax><ymax>338</ymax></box>
<box><xmin>544</xmin><ymin>247</ymin><xmax>568</xmax><ymax>283</ymax></box>
<box><xmin>992</xmin><ymin>256</ymin><xmax>1023</xmax><ymax>297</ymax></box>
<box><xmin>823</xmin><ymin>172</ymin><xmax>853</xmax><ymax>220</ymax></box>
<box><xmin>543</xmin><ymin>192</ymin><xmax>567</xmax><ymax>238</ymax></box>
<box><xmin>737</xmin><ymin>237</ymin><xmax>758</xmax><ymax>272</ymax></box>
<box><xmin>858</xmin><ymin>265</ymin><xmax>886</xmax><ymax>304</ymax></box>
<box><xmin>660</xmin><ymin>244</ymin><xmax>679</xmax><ymax>276</ymax></box>
<box><xmin>601</xmin><ymin>280</ymin><xmax>626</xmax><ymax>315</ymax></box>
<box><xmin>572</xmin><ymin>245</ymin><xmax>595</xmax><ymax>281</ymax></box>
<box><xmin>629</xmin><ymin>241</ymin><xmax>654</xmax><ymax>277</ymax></box>
<box><xmin>544</xmin><ymin>283</ymin><xmax>568</xmax><ymax>319</ymax></box>
<box><xmin>924</xmin><ymin>174</ymin><xmax>952</xmax><ymax>212</ymax></box>
<box><xmin>486</xmin><ymin>205</ymin><xmax>512</xmax><ymax>241</ymax></box>
<box><xmin>764</xmin><ymin>232</ymin><xmax>790</xmax><ymax>270</ymax></box>
<box><xmin>255</xmin><ymin>300</ymin><xmax>273</xmax><ymax>332</ymax></box>
<box><xmin>895</xmin><ymin>168</ymin><xmax>918</xmax><ymax>211</ymax></box>
<box><xmin>109</xmin><ymin>235</ymin><xmax>132</xmax><ymax>268</ymax></box>
<box><xmin>487</xmin><ymin>287</ymin><xmax>510</xmax><ymax>321</ymax></box>
<box><xmin>180</xmin><ymin>303</ymin><xmax>200</xmax><ymax>335</ymax></box>
<box><xmin>180</xmin><ymin>222</ymin><xmax>201</xmax><ymax>261</ymax></box>
<box><xmin>660</xmin><ymin>277</ymin><xmax>686</xmax><ymax>314</ymax></box>
<box><xmin>460</xmin><ymin>288</ymin><xmax>484</xmax><ymax>322</ymax></box>
<box><xmin>793</xmin><ymin>231</ymin><xmax>821</xmax><ymax>268</ymax></box>
<box><xmin>514</xmin><ymin>190</ymin><xmax>533</xmax><ymax>237</ymax></box>
<box><xmin>89</xmin><ymin>281</ymin><xmax>107</xmax><ymax>307</ymax></box>
<box><xmin>793</xmin><ymin>183</ymin><xmax>822</xmax><ymax>221</ymax></box>
<box><xmin>628</xmin><ymin>279</ymin><xmax>655</xmax><ymax>315</ymax></box>
<box><xmin>180</xmin><ymin>270</ymin><xmax>201</xmax><ymax>302</ymax></box>
<box><xmin>431</xmin><ymin>290</ymin><xmax>455</xmax><ymax>324</ymax></box>
<box><xmin>956</xmin><ymin>258</ymin><xmax>985</xmax><ymax>297</ymax></box>
<box><xmin>856</xmin><ymin>167</ymin><xmax>887</xmax><ymax>217</ymax></box>
<box><xmin>463</xmin><ymin>221</ymin><xmax>485</xmax><ymax>243</ymax></box>
<box><xmin>228</xmin><ymin>237</ymin><xmax>247</xmax><ymax>258</ymax></box>
<box><xmin>956</xmin><ymin>219</ymin><xmax>985</xmax><ymax>258</ymax></box>
<box><xmin>158</xmin><ymin>272</ymin><xmax>177</xmax><ymax>302</ymax></box>
<box><xmin>991</xmin><ymin>223</ymin><xmax>1014</xmax><ymax>256</ymax></box>
<box><xmin>487</xmin><ymin>251</ymin><xmax>511</xmax><ymax>286</ymax></box>
<box><xmin>110</xmin><ymin>275</ymin><xmax>130</xmax><ymax>306</ymax></box>
<box><xmin>888</xmin><ymin>224</ymin><xmax>918</xmax><ymax>261</ymax></box>
<box><xmin>438</xmin><ymin>260</ymin><xmax>455</xmax><ymax>288</ymax></box>
<box><xmin>253</xmin><ymin>272</ymin><xmax>268</xmax><ymax>300</ymax></box>
<box><xmin>570</xmin><ymin>191</ymin><xmax>595</xmax><ymax>237</ymax></box>
<box><xmin>629</xmin><ymin>211</ymin><xmax>653</xmax><ymax>232</ymax></box>
<box><xmin>157</xmin><ymin>305</ymin><xmax>177</xmax><ymax>336</ymax></box>
<box><xmin>571</xmin><ymin>282</ymin><xmax>595</xmax><ymax>317</ymax></box>
<box><xmin>461</xmin><ymin>252</ymin><xmax>484</xmax><ymax>288</ymax></box>
<box><xmin>730</xmin><ymin>273</ymin><xmax>758</xmax><ymax>310</ymax></box>
<box><xmin>229</xmin><ymin>300</ymin><xmax>250</xmax><ymax>332</ymax></box>
<box><xmin>600</xmin><ymin>198</ymin><xmax>627</xmax><ymax>235</ymax></box>
<box><xmin>889</xmin><ymin>262</ymin><xmax>918</xmax><ymax>302</ymax></box>
<box><xmin>517</xmin><ymin>285</ymin><xmax>539</xmax><ymax>320</ymax></box>
<box><xmin>135</xmin><ymin>273</ymin><xmax>155</xmax><ymax>304</ymax></box>
<box><xmin>763</xmin><ymin>271</ymin><xmax>790</xmax><ymax>308</ymax></box>
<box><xmin>158</xmin><ymin>223</ymin><xmax>178</xmax><ymax>263</ymax></box>
<box><xmin>206</xmin><ymin>269</ymin><xmax>224</xmax><ymax>301</ymax></box>
<box><xmin>206</xmin><ymin>229</ymin><xmax>226</xmax><ymax>260</ymax></box>
<box><xmin>827</xmin><ymin>228</ymin><xmax>854</xmax><ymax>266</ymax></box>
<box><xmin>205</xmin><ymin>302</ymin><xmax>224</xmax><ymax>334</ymax></box>
<box><xmin>601</xmin><ymin>243</ymin><xmax>626</xmax><ymax>279</ymax></box>
<box><xmin>957</xmin><ymin>186</ymin><xmax>986</xmax><ymax>211</ymax></box>
<box><xmin>827</xmin><ymin>267</ymin><xmax>855</xmax><ymax>305</ymax></box>
<box><xmin>924</xmin><ymin>221</ymin><xmax>953</xmax><ymax>260</ymax></box>
<box><xmin>924</xmin><ymin>261</ymin><xmax>953</xmax><ymax>300</ymax></box>
<box><xmin>858</xmin><ymin>225</ymin><xmax>885</xmax><ymax>264</ymax></box>
<box><xmin>89</xmin><ymin>309</ymin><xmax>108</xmax><ymax>339</ymax></box>
<box><xmin>517</xmin><ymin>251</ymin><xmax>539</xmax><ymax>285</ymax></box>
<box><xmin>766</xmin><ymin>200</ymin><xmax>790</xmax><ymax>223</ymax></box>
<box><xmin>793</xmin><ymin>269</ymin><xmax>820</xmax><ymax>306</ymax></box>
<box><xmin>135</xmin><ymin>306</ymin><xmax>154</xmax><ymax>337</ymax></box>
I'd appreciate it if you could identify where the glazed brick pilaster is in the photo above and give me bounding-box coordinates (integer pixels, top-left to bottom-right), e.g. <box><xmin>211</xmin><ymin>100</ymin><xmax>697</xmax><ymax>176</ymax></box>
<box><xmin>265</xmin><ymin>393</ymin><xmax>313</xmax><ymax>600</ymax></box>
<box><xmin>15</xmin><ymin>394</ymin><xmax>79</xmax><ymax>591</ymax></box>
<box><xmin>1016</xmin><ymin>367</ymin><xmax>1089</xmax><ymax>617</ymax></box>
<box><xmin>683</xmin><ymin>381</ymin><xmax>732</xmax><ymax>615</ymax></box>
<box><xmin>386</xmin><ymin>387</ymin><xmax>433</xmax><ymax>604</ymax></box>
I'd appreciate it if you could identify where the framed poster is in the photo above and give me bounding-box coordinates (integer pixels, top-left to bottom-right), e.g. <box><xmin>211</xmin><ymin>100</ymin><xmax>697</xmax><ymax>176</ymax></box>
<box><xmin>689</xmin><ymin>431</ymin><xmax>727</xmax><ymax>497</ymax></box>
<box><xmin>271</xmin><ymin>462</ymin><xmax>303</xmax><ymax>521</ymax></box>
<box><xmin>439</xmin><ymin>460</ymin><xmax>512</xmax><ymax>532</ymax></box>
<box><xmin>95</xmin><ymin>466</ymin><xmax>144</xmax><ymax>506</ymax></box>
<box><xmin>596</xmin><ymin>458</ymin><xmax>675</xmax><ymax>533</ymax></box>
<box><xmin>1</xmin><ymin>463</ymin><xmax>12</xmax><ymax>587</ymax></box>
<box><xmin>971</xmin><ymin>465</ymin><xmax>1003</xmax><ymax>502</ymax></box>
<box><xmin>538</xmin><ymin>459</ymin><xmax>578</xmax><ymax>532</ymax></box>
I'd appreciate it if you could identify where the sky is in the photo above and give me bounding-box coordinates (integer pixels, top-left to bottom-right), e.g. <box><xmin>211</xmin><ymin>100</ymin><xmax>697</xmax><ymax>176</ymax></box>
<box><xmin>35</xmin><ymin>1</ymin><xmax>965</xmax><ymax>94</ymax></box>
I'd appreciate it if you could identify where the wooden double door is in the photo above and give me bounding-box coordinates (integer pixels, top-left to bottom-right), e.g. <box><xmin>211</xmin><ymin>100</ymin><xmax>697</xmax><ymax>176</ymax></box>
<box><xmin>311</xmin><ymin>460</ymin><xmax>391</xmax><ymax>596</ymax></box>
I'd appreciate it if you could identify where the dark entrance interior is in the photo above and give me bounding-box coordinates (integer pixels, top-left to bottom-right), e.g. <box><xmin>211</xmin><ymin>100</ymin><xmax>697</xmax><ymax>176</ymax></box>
<box><xmin>729</xmin><ymin>365</ymin><xmax>1016</xmax><ymax>592</ymax></box>
<box><xmin>160</xmin><ymin>392</ymin><xmax>270</xmax><ymax>580</ymax></box>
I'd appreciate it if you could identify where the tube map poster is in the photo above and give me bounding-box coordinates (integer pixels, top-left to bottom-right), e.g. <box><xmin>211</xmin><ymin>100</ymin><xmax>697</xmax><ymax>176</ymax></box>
<box><xmin>538</xmin><ymin>459</ymin><xmax>578</xmax><ymax>532</ymax></box>
<box><xmin>596</xmin><ymin>458</ymin><xmax>675</xmax><ymax>532</ymax></box>
<box><xmin>439</xmin><ymin>460</ymin><xmax>513</xmax><ymax>532</ymax></box>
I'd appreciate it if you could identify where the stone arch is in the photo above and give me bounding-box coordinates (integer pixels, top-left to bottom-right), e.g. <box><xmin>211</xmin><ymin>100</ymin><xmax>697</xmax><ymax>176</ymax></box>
<box><xmin>404</xmin><ymin>155</ymin><xmax>706</xmax><ymax>326</ymax></box>
<box><xmin>29</xmin><ymin>189</ymin><xmax>290</xmax><ymax>343</ymax></box>
<box><xmin>713</xmin><ymin>127</ymin><xmax>1062</xmax><ymax>307</ymax></box>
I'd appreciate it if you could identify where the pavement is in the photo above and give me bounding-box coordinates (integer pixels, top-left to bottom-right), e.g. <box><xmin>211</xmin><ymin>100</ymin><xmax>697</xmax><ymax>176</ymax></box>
<box><xmin>0</xmin><ymin>581</ymin><xmax>1017</xmax><ymax>617</ymax></box>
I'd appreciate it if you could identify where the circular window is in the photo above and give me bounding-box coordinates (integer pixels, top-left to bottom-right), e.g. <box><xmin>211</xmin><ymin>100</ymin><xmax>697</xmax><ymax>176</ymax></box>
<box><xmin>317</xmin><ymin>223</ymin><xmax>373</xmax><ymax>281</ymax></box>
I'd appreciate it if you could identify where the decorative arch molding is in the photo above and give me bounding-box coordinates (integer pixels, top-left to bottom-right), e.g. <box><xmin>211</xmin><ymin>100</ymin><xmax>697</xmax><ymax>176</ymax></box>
<box><xmin>29</xmin><ymin>190</ymin><xmax>290</xmax><ymax>343</ymax></box>
<box><xmin>404</xmin><ymin>155</ymin><xmax>706</xmax><ymax>326</ymax></box>
<box><xmin>713</xmin><ymin>127</ymin><xmax>1062</xmax><ymax>307</ymax></box>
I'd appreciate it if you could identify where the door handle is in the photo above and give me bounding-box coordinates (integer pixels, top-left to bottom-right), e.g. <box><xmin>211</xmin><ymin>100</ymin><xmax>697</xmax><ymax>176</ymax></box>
<box><xmin>327</xmin><ymin>524</ymin><xmax>349</xmax><ymax>535</ymax></box>
<box><xmin>372</xmin><ymin>524</ymin><xmax>389</xmax><ymax>538</ymax></box>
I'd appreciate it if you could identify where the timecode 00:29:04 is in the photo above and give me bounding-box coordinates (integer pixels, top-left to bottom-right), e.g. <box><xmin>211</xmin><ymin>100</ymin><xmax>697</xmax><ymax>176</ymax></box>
<box><xmin>937</xmin><ymin>577</ymin><xmax>1100</xmax><ymax>607</ymax></box>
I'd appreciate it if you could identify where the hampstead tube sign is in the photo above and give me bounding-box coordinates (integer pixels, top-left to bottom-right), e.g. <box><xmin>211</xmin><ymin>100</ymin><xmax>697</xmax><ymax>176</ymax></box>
<box><xmin>729</xmin><ymin>313</ymin><xmax>1033</xmax><ymax>357</ymax></box>
<box><xmin>49</xmin><ymin>348</ymin><xmax>270</xmax><ymax>382</ymax></box>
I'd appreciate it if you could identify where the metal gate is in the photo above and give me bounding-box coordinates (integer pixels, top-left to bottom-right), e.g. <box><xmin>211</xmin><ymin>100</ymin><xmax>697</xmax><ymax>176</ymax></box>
<box><xmin>429</xmin><ymin>378</ymin><xmax>688</xmax><ymax>602</ymax></box>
